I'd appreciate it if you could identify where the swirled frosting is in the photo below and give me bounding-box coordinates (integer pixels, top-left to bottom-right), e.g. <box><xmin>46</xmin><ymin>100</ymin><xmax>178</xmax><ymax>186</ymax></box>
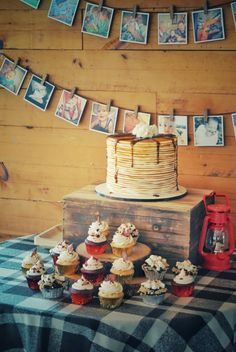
<box><xmin>88</xmin><ymin>220</ymin><xmax>109</xmax><ymax>236</ymax></box>
<box><xmin>82</xmin><ymin>256</ymin><xmax>103</xmax><ymax>271</ymax></box>
<box><xmin>99</xmin><ymin>279</ymin><xmax>123</xmax><ymax>295</ymax></box>
<box><xmin>143</xmin><ymin>255</ymin><xmax>169</xmax><ymax>272</ymax></box>
<box><xmin>132</xmin><ymin>123</ymin><xmax>158</xmax><ymax>139</ymax></box>
<box><xmin>22</xmin><ymin>248</ymin><xmax>41</xmax><ymax>268</ymax></box>
<box><xmin>112</xmin><ymin>232</ymin><xmax>135</xmax><ymax>247</ymax></box>
<box><xmin>72</xmin><ymin>276</ymin><xmax>93</xmax><ymax>290</ymax></box>
<box><xmin>138</xmin><ymin>279</ymin><xmax>167</xmax><ymax>296</ymax></box>
<box><xmin>38</xmin><ymin>273</ymin><xmax>65</xmax><ymax>289</ymax></box>
<box><xmin>86</xmin><ymin>232</ymin><xmax>107</xmax><ymax>244</ymax></box>
<box><xmin>173</xmin><ymin>268</ymin><xmax>194</xmax><ymax>285</ymax></box>
<box><xmin>56</xmin><ymin>244</ymin><xmax>79</xmax><ymax>265</ymax></box>
<box><xmin>111</xmin><ymin>258</ymin><xmax>134</xmax><ymax>271</ymax></box>
<box><xmin>116</xmin><ymin>223</ymin><xmax>139</xmax><ymax>240</ymax></box>
<box><xmin>50</xmin><ymin>240</ymin><xmax>70</xmax><ymax>255</ymax></box>
<box><xmin>172</xmin><ymin>259</ymin><xmax>198</xmax><ymax>276</ymax></box>
<box><xmin>26</xmin><ymin>260</ymin><xmax>45</xmax><ymax>277</ymax></box>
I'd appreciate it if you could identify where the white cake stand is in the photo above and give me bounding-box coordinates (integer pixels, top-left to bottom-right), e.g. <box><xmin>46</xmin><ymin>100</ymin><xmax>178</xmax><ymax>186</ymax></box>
<box><xmin>95</xmin><ymin>183</ymin><xmax>187</xmax><ymax>202</ymax></box>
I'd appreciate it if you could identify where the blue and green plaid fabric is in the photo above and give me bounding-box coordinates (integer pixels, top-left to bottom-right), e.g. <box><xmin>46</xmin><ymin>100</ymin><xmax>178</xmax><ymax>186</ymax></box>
<box><xmin>0</xmin><ymin>235</ymin><xmax>236</xmax><ymax>352</ymax></box>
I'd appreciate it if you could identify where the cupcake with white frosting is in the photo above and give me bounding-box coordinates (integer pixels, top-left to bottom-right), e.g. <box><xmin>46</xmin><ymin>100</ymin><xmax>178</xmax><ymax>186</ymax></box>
<box><xmin>171</xmin><ymin>260</ymin><xmax>198</xmax><ymax>297</ymax></box>
<box><xmin>21</xmin><ymin>248</ymin><xmax>42</xmax><ymax>275</ymax></box>
<box><xmin>110</xmin><ymin>257</ymin><xmax>134</xmax><ymax>284</ymax></box>
<box><xmin>172</xmin><ymin>259</ymin><xmax>198</xmax><ymax>278</ymax></box>
<box><xmin>138</xmin><ymin>279</ymin><xmax>167</xmax><ymax>306</ymax></box>
<box><xmin>38</xmin><ymin>273</ymin><xmax>66</xmax><ymax>299</ymax></box>
<box><xmin>88</xmin><ymin>219</ymin><xmax>109</xmax><ymax>238</ymax></box>
<box><xmin>56</xmin><ymin>244</ymin><xmax>79</xmax><ymax>275</ymax></box>
<box><xmin>98</xmin><ymin>276</ymin><xmax>124</xmax><ymax>309</ymax></box>
<box><xmin>85</xmin><ymin>230</ymin><xmax>108</xmax><ymax>255</ymax></box>
<box><xmin>115</xmin><ymin>223</ymin><xmax>139</xmax><ymax>243</ymax></box>
<box><xmin>142</xmin><ymin>255</ymin><xmax>169</xmax><ymax>280</ymax></box>
<box><xmin>49</xmin><ymin>240</ymin><xmax>70</xmax><ymax>265</ymax></box>
<box><xmin>70</xmin><ymin>276</ymin><xmax>94</xmax><ymax>305</ymax></box>
<box><xmin>110</xmin><ymin>227</ymin><xmax>135</xmax><ymax>257</ymax></box>
<box><xmin>80</xmin><ymin>256</ymin><xmax>104</xmax><ymax>285</ymax></box>
<box><xmin>26</xmin><ymin>260</ymin><xmax>46</xmax><ymax>290</ymax></box>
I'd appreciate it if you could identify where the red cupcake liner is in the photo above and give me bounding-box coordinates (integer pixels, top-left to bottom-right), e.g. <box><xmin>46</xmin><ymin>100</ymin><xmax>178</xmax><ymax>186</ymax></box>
<box><xmin>171</xmin><ymin>281</ymin><xmax>194</xmax><ymax>297</ymax></box>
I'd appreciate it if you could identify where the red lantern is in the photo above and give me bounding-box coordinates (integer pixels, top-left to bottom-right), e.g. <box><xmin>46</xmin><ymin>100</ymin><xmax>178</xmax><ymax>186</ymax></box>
<box><xmin>198</xmin><ymin>192</ymin><xmax>235</xmax><ymax>271</ymax></box>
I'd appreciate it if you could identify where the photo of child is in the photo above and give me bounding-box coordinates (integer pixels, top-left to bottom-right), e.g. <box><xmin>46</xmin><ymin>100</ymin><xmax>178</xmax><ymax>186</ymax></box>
<box><xmin>120</xmin><ymin>11</ymin><xmax>149</xmax><ymax>44</ymax></box>
<box><xmin>231</xmin><ymin>2</ymin><xmax>236</xmax><ymax>29</ymax></box>
<box><xmin>55</xmin><ymin>90</ymin><xmax>87</xmax><ymax>126</ymax></box>
<box><xmin>0</xmin><ymin>58</ymin><xmax>27</xmax><ymax>95</ymax></box>
<box><xmin>123</xmin><ymin>110</ymin><xmax>151</xmax><ymax>133</ymax></box>
<box><xmin>89</xmin><ymin>102</ymin><xmax>118</xmax><ymax>135</ymax></box>
<box><xmin>158</xmin><ymin>115</ymin><xmax>188</xmax><ymax>145</ymax></box>
<box><xmin>232</xmin><ymin>113</ymin><xmax>236</xmax><ymax>140</ymax></box>
<box><xmin>82</xmin><ymin>2</ymin><xmax>114</xmax><ymax>38</ymax></box>
<box><xmin>193</xmin><ymin>115</ymin><xmax>224</xmax><ymax>146</ymax></box>
<box><xmin>24</xmin><ymin>74</ymin><xmax>55</xmax><ymax>111</ymax></box>
<box><xmin>158</xmin><ymin>13</ymin><xmax>188</xmax><ymax>45</ymax></box>
<box><xmin>192</xmin><ymin>8</ymin><xmax>225</xmax><ymax>43</ymax></box>
<box><xmin>48</xmin><ymin>0</ymin><xmax>80</xmax><ymax>26</ymax></box>
<box><xmin>20</xmin><ymin>0</ymin><xmax>41</xmax><ymax>9</ymax></box>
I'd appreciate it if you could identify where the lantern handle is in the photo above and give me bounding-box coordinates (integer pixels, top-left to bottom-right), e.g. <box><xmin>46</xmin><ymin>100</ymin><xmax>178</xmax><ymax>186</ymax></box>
<box><xmin>203</xmin><ymin>192</ymin><xmax>230</xmax><ymax>212</ymax></box>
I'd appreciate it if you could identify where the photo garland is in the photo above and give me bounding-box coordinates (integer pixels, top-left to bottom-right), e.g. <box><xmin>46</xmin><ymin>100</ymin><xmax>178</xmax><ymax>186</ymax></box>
<box><xmin>18</xmin><ymin>1</ymin><xmax>236</xmax><ymax>45</ymax></box>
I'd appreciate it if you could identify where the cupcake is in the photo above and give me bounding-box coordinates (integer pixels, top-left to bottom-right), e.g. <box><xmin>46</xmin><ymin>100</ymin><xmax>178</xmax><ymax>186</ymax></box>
<box><xmin>56</xmin><ymin>244</ymin><xmax>79</xmax><ymax>275</ymax></box>
<box><xmin>38</xmin><ymin>273</ymin><xmax>66</xmax><ymax>299</ymax></box>
<box><xmin>110</xmin><ymin>227</ymin><xmax>135</xmax><ymax>257</ymax></box>
<box><xmin>98</xmin><ymin>276</ymin><xmax>124</xmax><ymax>309</ymax></box>
<box><xmin>85</xmin><ymin>231</ymin><xmax>108</xmax><ymax>256</ymax></box>
<box><xmin>142</xmin><ymin>255</ymin><xmax>169</xmax><ymax>280</ymax></box>
<box><xmin>88</xmin><ymin>219</ymin><xmax>109</xmax><ymax>238</ymax></box>
<box><xmin>80</xmin><ymin>256</ymin><xmax>104</xmax><ymax>285</ymax></box>
<box><xmin>70</xmin><ymin>276</ymin><xmax>94</xmax><ymax>305</ymax></box>
<box><xmin>26</xmin><ymin>260</ymin><xmax>46</xmax><ymax>290</ymax></box>
<box><xmin>171</xmin><ymin>268</ymin><xmax>195</xmax><ymax>297</ymax></box>
<box><xmin>138</xmin><ymin>279</ymin><xmax>167</xmax><ymax>306</ymax></box>
<box><xmin>49</xmin><ymin>240</ymin><xmax>70</xmax><ymax>266</ymax></box>
<box><xmin>110</xmin><ymin>257</ymin><xmax>134</xmax><ymax>284</ymax></box>
<box><xmin>115</xmin><ymin>223</ymin><xmax>139</xmax><ymax>243</ymax></box>
<box><xmin>21</xmin><ymin>248</ymin><xmax>42</xmax><ymax>275</ymax></box>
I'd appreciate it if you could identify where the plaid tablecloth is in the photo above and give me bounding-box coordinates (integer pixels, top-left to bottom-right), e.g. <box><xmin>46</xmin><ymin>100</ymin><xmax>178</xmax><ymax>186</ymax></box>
<box><xmin>0</xmin><ymin>235</ymin><xmax>236</xmax><ymax>352</ymax></box>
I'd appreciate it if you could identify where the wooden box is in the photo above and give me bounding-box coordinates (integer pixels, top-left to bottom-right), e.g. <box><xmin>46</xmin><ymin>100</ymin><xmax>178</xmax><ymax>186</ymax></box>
<box><xmin>63</xmin><ymin>185</ymin><xmax>212</xmax><ymax>266</ymax></box>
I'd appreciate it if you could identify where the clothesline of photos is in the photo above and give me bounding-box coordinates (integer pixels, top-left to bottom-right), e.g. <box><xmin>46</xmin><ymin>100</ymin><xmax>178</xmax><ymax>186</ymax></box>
<box><xmin>19</xmin><ymin>0</ymin><xmax>236</xmax><ymax>45</ymax></box>
<box><xmin>0</xmin><ymin>53</ymin><xmax>236</xmax><ymax>148</ymax></box>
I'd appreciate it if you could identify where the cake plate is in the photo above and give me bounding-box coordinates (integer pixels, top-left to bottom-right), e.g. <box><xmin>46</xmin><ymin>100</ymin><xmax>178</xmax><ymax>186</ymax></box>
<box><xmin>95</xmin><ymin>183</ymin><xmax>187</xmax><ymax>202</ymax></box>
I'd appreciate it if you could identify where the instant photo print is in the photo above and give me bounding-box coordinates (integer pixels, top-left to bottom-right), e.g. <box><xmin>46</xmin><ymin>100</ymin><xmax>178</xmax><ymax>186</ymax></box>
<box><xmin>193</xmin><ymin>115</ymin><xmax>224</xmax><ymax>147</ymax></box>
<box><xmin>24</xmin><ymin>74</ymin><xmax>55</xmax><ymax>111</ymax></box>
<box><xmin>55</xmin><ymin>89</ymin><xmax>87</xmax><ymax>126</ymax></box>
<box><xmin>20</xmin><ymin>0</ymin><xmax>41</xmax><ymax>9</ymax></box>
<box><xmin>123</xmin><ymin>110</ymin><xmax>151</xmax><ymax>133</ymax></box>
<box><xmin>89</xmin><ymin>102</ymin><xmax>118</xmax><ymax>135</ymax></box>
<box><xmin>158</xmin><ymin>13</ymin><xmax>188</xmax><ymax>44</ymax></box>
<box><xmin>192</xmin><ymin>8</ymin><xmax>225</xmax><ymax>43</ymax></box>
<box><xmin>158</xmin><ymin>115</ymin><xmax>188</xmax><ymax>146</ymax></box>
<box><xmin>82</xmin><ymin>2</ymin><xmax>114</xmax><ymax>38</ymax></box>
<box><xmin>231</xmin><ymin>2</ymin><xmax>236</xmax><ymax>29</ymax></box>
<box><xmin>120</xmin><ymin>10</ymin><xmax>149</xmax><ymax>44</ymax></box>
<box><xmin>0</xmin><ymin>58</ymin><xmax>27</xmax><ymax>95</ymax></box>
<box><xmin>232</xmin><ymin>113</ymin><xmax>236</xmax><ymax>140</ymax></box>
<box><xmin>48</xmin><ymin>0</ymin><xmax>80</xmax><ymax>26</ymax></box>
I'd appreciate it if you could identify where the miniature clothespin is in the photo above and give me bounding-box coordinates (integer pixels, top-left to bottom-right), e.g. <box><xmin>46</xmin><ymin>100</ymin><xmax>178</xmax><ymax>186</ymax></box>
<box><xmin>98</xmin><ymin>0</ymin><xmax>104</xmax><ymax>12</ymax></box>
<box><xmin>204</xmin><ymin>108</ymin><xmax>209</xmax><ymax>123</ymax></box>
<box><xmin>106</xmin><ymin>99</ymin><xmax>112</xmax><ymax>112</ymax></box>
<box><xmin>134</xmin><ymin>105</ymin><xmax>139</xmax><ymax>117</ymax></box>
<box><xmin>96</xmin><ymin>211</ymin><xmax>100</xmax><ymax>222</ymax></box>
<box><xmin>70</xmin><ymin>87</ymin><xmax>76</xmax><ymax>99</ymax></box>
<box><xmin>133</xmin><ymin>5</ymin><xmax>137</xmax><ymax>18</ymax></box>
<box><xmin>204</xmin><ymin>0</ymin><xmax>208</xmax><ymax>15</ymax></box>
<box><xmin>13</xmin><ymin>57</ymin><xmax>20</xmax><ymax>70</ymax></box>
<box><xmin>40</xmin><ymin>74</ymin><xmax>48</xmax><ymax>86</ymax></box>
<box><xmin>0</xmin><ymin>161</ymin><xmax>9</xmax><ymax>182</ymax></box>
<box><xmin>170</xmin><ymin>108</ymin><xmax>175</xmax><ymax>120</ymax></box>
<box><xmin>170</xmin><ymin>5</ymin><xmax>175</xmax><ymax>23</ymax></box>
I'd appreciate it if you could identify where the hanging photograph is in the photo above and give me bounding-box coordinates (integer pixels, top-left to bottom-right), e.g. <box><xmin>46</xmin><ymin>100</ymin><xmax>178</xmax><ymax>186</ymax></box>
<box><xmin>158</xmin><ymin>115</ymin><xmax>188</xmax><ymax>145</ymax></box>
<box><xmin>193</xmin><ymin>115</ymin><xmax>224</xmax><ymax>146</ymax></box>
<box><xmin>231</xmin><ymin>2</ymin><xmax>236</xmax><ymax>28</ymax></box>
<box><xmin>89</xmin><ymin>102</ymin><xmax>118</xmax><ymax>135</ymax></box>
<box><xmin>120</xmin><ymin>10</ymin><xmax>149</xmax><ymax>44</ymax></box>
<box><xmin>55</xmin><ymin>89</ymin><xmax>87</xmax><ymax>126</ymax></box>
<box><xmin>48</xmin><ymin>0</ymin><xmax>80</xmax><ymax>26</ymax></box>
<box><xmin>81</xmin><ymin>2</ymin><xmax>114</xmax><ymax>38</ymax></box>
<box><xmin>192</xmin><ymin>8</ymin><xmax>225</xmax><ymax>43</ymax></box>
<box><xmin>232</xmin><ymin>113</ymin><xmax>236</xmax><ymax>140</ymax></box>
<box><xmin>24</xmin><ymin>74</ymin><xmax>55</xmax><ymax>111</ymax></box>
<box><xmin>158</xmin><ymin>12</ymin><xmax>188</xmax><ymax>44</ymax></box>
<box><xmin>123</xmin><ymin>110</ymin><xmax>151</xmax><ymax>133</ymax></box>
<box><xmin>0</xmin><ymin>58</ymin><xmax>27</xmax><ymax>95</ymax></box>
<box><xmin>20</xmin><ymin>0</ymin><xmax>41</xmax><ymax>9</ymax></box>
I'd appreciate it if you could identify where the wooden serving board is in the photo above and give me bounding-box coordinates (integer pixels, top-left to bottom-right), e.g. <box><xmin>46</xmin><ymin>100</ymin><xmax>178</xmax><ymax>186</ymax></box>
<box><xmin>76</xmin><ymin>242</ymin><xmax>151</xmax><ymax>263</ymax></box>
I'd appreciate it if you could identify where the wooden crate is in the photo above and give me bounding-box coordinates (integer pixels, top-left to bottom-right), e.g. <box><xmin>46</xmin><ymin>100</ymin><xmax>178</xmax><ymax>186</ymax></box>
<box><xmin>63</xmin><ymin>185</ymin><xmax>212</xmax><ymax>266</ymax></box>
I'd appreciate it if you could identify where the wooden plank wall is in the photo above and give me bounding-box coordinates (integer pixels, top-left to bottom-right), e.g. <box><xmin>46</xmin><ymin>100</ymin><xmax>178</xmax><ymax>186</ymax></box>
<box><xmin>0</xmin><ymin>0</ymin><xmax>236</xmax><ymax>238</ymax></box>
